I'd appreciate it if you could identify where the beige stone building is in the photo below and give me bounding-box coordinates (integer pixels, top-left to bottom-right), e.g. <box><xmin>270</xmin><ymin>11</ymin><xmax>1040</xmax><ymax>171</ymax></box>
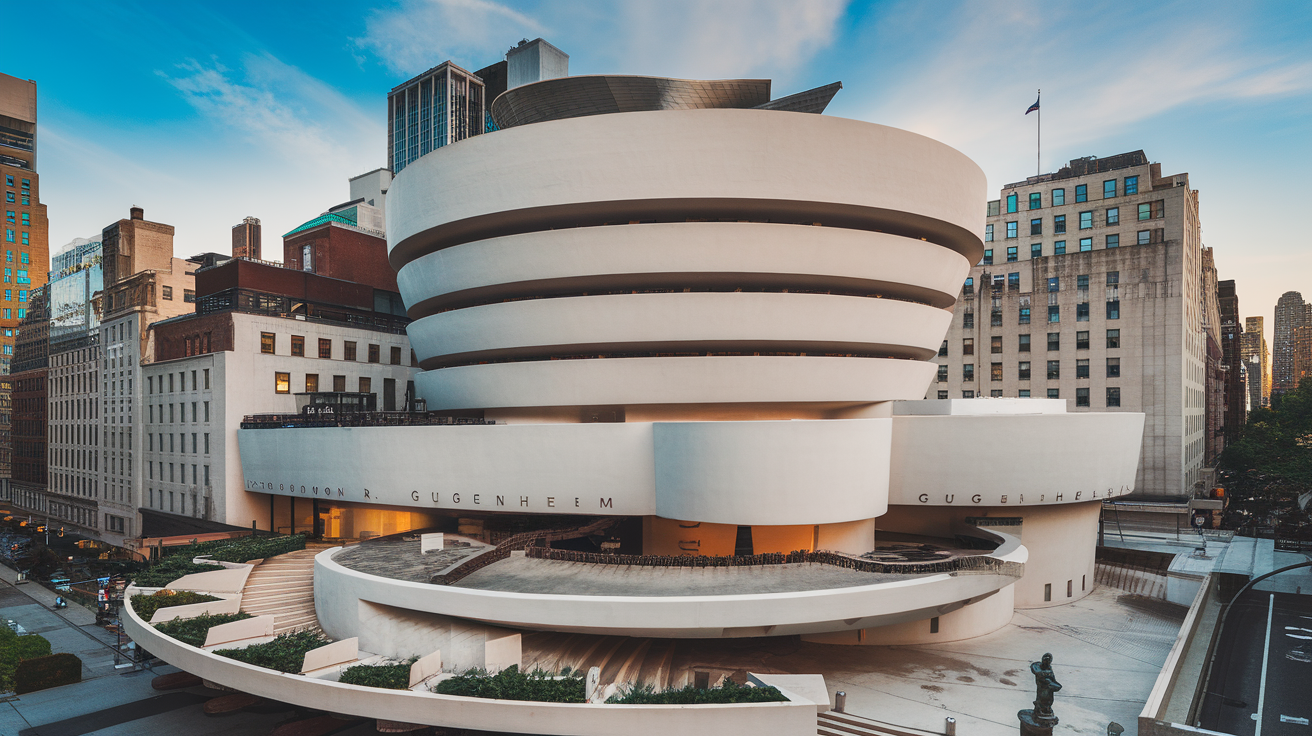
<box><xmin>927</xmin><ymin>150</ymin><xmax>1211</xmax><ymax>498</ymax></box>
<box><xmin>1242</xmin><ymin>316</ymin><xmax>1270</xmax><ymax>409</ymax></box>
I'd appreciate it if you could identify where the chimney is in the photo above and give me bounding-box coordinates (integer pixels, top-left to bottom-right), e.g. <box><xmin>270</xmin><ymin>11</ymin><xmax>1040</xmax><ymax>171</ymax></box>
<box><xmin>130</xmin><ymin>206</ymin><xmax>144</xmax><ymax>220</ymax></box>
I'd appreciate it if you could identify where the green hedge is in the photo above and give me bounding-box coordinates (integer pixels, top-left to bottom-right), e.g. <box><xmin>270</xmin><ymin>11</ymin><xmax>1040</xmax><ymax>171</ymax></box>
<box><xmin>130</xmin><ymin>591</ymin><xmax>221</xmax><ymax>621</ymax></box>
<box><xmin>433</xmin><ymin>666</ymin><xmax>585</xmax><ymax>703</ymax></box>
<box><xmin>14</xmin><ymin>653</ymin><xmax>81</xmax><ymax>694</ymax></box>
<box><xmin>130</xmin><ymin>556</ymin><xmax>219</xmax><ymax>588</ymax></box>
<box><xmin>215</xmin><ymin>629</ymin><xmax>328</xmax><ymax>673</ymax></box>
<box><xmin>166</xmin><ymin>535</ymin><xmax>306</xmax><ymax>563</ymax></box>
<box><xmin>606</xmin><ymin>680</ymin><xmax>787</xmax><ymax>704</ymax></box>
<box><xmin>0</xmin><ymin>626</ymin><xmax>52</xmax><ymax>692</ymax></box>
<box><xmin>339</xmin><ymin>661</ymin><xmax>414</xmax><ymax>690</ymax></box>
<box><xmin>154</xmin><ymin>612</ymin><xmax>252</xmax><ymax>647</ymax></box>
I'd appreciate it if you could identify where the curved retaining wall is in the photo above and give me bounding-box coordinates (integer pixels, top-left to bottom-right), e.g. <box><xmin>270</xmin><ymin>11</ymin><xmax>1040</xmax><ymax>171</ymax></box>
<box><xmin>121</xmin><ymin>596</ymin><xmax>818</xmax><ymax>735</ymax></box>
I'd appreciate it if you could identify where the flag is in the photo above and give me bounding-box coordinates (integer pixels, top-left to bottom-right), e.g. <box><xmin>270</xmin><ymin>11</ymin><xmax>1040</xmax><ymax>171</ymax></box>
<box><xmin>1026</xmin><ymin>98</ymin><xmax>1040</xmax><ymax>115</ymax></box>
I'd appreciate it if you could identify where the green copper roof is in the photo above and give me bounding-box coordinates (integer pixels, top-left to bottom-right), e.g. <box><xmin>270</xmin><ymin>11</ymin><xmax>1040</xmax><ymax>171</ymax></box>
<box><xmin>283</xmin><ymin>211</ymin><xmax>357</xmax><ymax>238</ymax></box>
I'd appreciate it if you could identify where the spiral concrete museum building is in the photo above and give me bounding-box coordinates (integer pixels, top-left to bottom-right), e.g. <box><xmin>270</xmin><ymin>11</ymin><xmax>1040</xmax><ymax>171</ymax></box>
<box><xmin>124</xmin><ymin>74</ymin><xmax>1145</xmax><ymax>735</ymax></box>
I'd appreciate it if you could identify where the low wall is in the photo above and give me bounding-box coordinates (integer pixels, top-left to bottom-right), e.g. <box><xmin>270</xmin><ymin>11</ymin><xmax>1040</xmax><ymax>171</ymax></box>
<box><xmin>1138</xmin><ymin>574</ymin><xmax>1221</xmax><ymax>736</ymax></box>
<box><xmin>121</xmin><ymin>598</ymin><xmax>818</xmax><ymax>736</ymax></box>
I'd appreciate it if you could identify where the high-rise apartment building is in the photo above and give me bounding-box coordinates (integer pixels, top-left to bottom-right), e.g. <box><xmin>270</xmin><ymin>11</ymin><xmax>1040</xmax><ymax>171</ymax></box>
<box><xmin>1217</xmin><ymin>280</ymin><xmax>1245</xmax><ymax>445</ymax></box>
<box><xmin>231</xmin><ymin>217</ymin><xmax>261</xmax><ymax>260</ymax></box>
<box><xmin>1273</xmin><ymin>290</ymin><xmax>1308</xmax><ymax>395</ymax></box>
<box><xmin>97</xmin><ymin>207</ymin><xmax>196</xmax><ymax>546</ymax></box>
<box><xmin>387</xmin><ymin>62</ymin><xmax>486</xmax><ymax>174</ymax></box>
<box><xmin>929</xmin><ymin>150</ymin><xmax>1212</xmax><ymax>497</ymax></box>
<box><xmin>8</xmin><ymin>287</ymin><xmax>48</xmax><ymax>516</ymax></box>
<box><xmin>1241</xmin><ymin>316</ymin><xmax>1270</xmax><ymax>410</ymax></box>
<box><xmin>0</xmin><ymin>73</ymin><xmax>50</xmax><ymax>374</ymax></box>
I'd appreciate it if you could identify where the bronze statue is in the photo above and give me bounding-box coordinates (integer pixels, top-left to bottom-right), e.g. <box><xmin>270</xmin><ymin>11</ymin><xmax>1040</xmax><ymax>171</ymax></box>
<box><xmin>1018</xmin><ymin>653</ymin><xmax>1062</xmax><ymax>733</ymax></box>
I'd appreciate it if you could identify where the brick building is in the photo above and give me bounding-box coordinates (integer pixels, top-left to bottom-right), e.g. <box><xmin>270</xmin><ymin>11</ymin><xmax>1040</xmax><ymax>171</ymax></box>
<box><xmin>282</xmin><ymin>204</ymin><xmax>397</xmax><ymax>292</ymax></box>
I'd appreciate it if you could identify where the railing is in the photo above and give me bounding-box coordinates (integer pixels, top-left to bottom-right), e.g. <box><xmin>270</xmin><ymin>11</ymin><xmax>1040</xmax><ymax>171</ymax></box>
<box><xmin>522</xmin><ymin>546</ymin><xmax>1024</xmax><ymax>578</ymax></box>
<box><xmin>431</xmin><ymin>518</ymin><xmax>620</xmax><ymax>585</ymax></box>
<box><xmin>240</xmin><ymin>413</ymin><xmax>497</xmax><ymax>429</ymax></box>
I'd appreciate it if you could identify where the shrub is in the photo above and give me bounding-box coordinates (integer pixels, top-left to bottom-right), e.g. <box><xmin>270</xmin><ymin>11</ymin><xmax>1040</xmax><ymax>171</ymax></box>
<box><xmin>166</xmin><ymin>535</ymin><xmax>306</xmax><ymax>564</ymax></box>
<box><xmin>0</xmin><ymin>627</ymin><xmax>53</xmax><ymax>692</ymax></box>
<box><xmin>14</xmin><ymin>653</ymin><xmax>81</xmax><ymax>694</ymax></box>
<box><xmin>130</xmin><ymin>591</ymin><xmax>221</xmax><ymax>621</ymax></box>
<box><xmin>154</xmin><ymin>612</ymin><xmax>252</xmax><ymax>648</ymax></box>
<box><xmin>339</xmin><ymin>660</ymin><xmax>414</xmax><ymax>690</ymax></box>
<box><xmin>434</xmin><ymin>665</ymin><xmax>585</xmax><ymax>703</ymax></box>
<box><xmin>606</xmin><ymin>680</ymin><xmax>787</xmax><ymax>705</ymax></box>
<box><xmin>214</xmin><ymin>629</ymin><xmax>329</xmax><ymax>673</ymax></box>
<box><xmin>130</xmin><ymin>555</ymin><xmax>218</xmax><ymax>588</ymax></box>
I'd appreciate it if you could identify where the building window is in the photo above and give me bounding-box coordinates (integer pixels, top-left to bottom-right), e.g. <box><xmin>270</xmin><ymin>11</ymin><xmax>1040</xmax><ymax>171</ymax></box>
<box><xmin>1028</xmin><ymin>193</ymin><xmax>1041</xmax><ymax>210</ymax></box>
<box><xmin>1047</xmin><ymin>360</ymin><xmax>1060</xmax><ymax>379</ymax></box>
<box><xmin>1079</xmin><ymin>237</ymin><xmax>1092</xmax><ymax>252</ymax></box>
<box><xmin>982</xmin><ymin>249</ymin><xmax>993</xmax><ymax>265</ymax></box>
<box><xmin>1106</xmin><ymin>300</ymin><xmax>1120</xmax><ymax>319</ymax></box>
<box><xmin>962</xmin><ymin>338</ymin><xmax>974</xmax><ymax>355</ymax></box>
<box><xmin>1007</xmin><ymin>246</ymin><xmax>1018</xmax><ymax>262</ymax></box>
<box><xmin>1019</xmin><ymin>389</ymin><xmax>1031</xmax><ymax>397</ymax></box>
<box><xmin>1106</xmin><ymin>207</ymin><xmax>1119</xmax><ymax>225</ymax></box>
<box><xmin>204</xmin><ymin>401</ymin><xmax>210</xmax><ymax>421</ymax></box>
<box><xmin>1019</xmin><ymin>334</ymin><xmax>1031</xmax><ymax>352</ymax></box>
<box><xmin>937</xmin><ymin>391</ymin><xmax>949</xmax><ymax>399</ymax></box>
<box><xmin>937</xmin><ymin>365</ymin><xmax>948</xmax><ymax>382</ymax></box>
<box><xmin>344</xmin><ymin>341</ymin><xmax>357</xmax><ymax>361</ymax></box>
<box><xmin>963</xmin><ymin>390</ymin><xmax>975</xmax><ymax>399</ymax></box>
<box><xmin>1005</xmin><ymin>222</ymin><xmax>1017</xmax><ymax>239</ymax></box>
<box><xmin>938</xmin><ymin>340</ymin><xmax>948</xmax><ymax>357</ymax></box>
<box><xmin>1076</xmin><ymin>359</ymin><xmax>1090</xmax><ymax>378</ymax></box>
<box><xmin>359</xmin><ymin>376</ymin><xmax>372</xmax><ymax>393</ymax></box>
<box><xmin>1137</xmin><ymin>230</ymin><xmax>1151</xmax><ymax>245</ymax></box>
<box><xmin>1006</xmin><ymin>193</ymin><xmax>1017</xmax><ymax>213</ymax></box>
<box><xmin>1107</xmin><ymin>270</ymin><xmax>1120</xmax><ymax>285</ymax></box>
<box><xmin>1106</xmin><ymin>387</ymin><xmax>1121</xmax><ymax>407</ymax></box>
<box><xmin>1106</xmin><ymin>329</ymin><xmax>1120</xmax><ymax>348</ymax></box>
<box><xmin>963</xmin><ymin>311</ymin><xmax>974</xmax><ymax>328</ymax></box>
<box><xmin>390</xmin><ymin>346</ymin><xmax>402</xmax><ymax>365</ymax></box>
<box><xmin>1138</xmin><ymin>200</ymin><xmax>1164</xmax><ymax>220</ymax></box>
<box><xmin>1076</xmin><ymin>387</ymin><xmax>1090</xmax><ymax>407</ymax></box>
<box><xmin>1106</xmin><ymin>234</ymin><xmax>1119</xmax><ymax>248</ymax></box>
<box><xmin>161</xmin><ymin>285</ymin><xmax>173</xmax><ymax>301</ymax></box>
<box><xmin>301</xmin><ymin>244</ymin><xmax>314</xmax><ymax>272</ymax></box>
<box><xmin>1047</xmin><ymin>332</ymin><xmax>1060</xmax><ymax>351</ymax></box>
<box><xmin>988</xmin><ymin>200</ymin><xmax>999</xmax><ymax>216</ymax></box>
<box><xmin>985</xmin><ymin>224</ymin><xmax>994</xmax><ymax>242</ymax></box>
<box><xmin>333</xmin><ymin>375</ymin><xmax>346</xmax><ymax>392</ymax></box>
<box><xmin>1054</xmin><ymin>240</ymin><xmax>1066</xmax><ymax>255</ymax></box>
<box><xmin>1047</xmin><ymin>388</ymin><xmax>1059</xmax><ymax>399</ymax></box>
<box><xmin>274</xmin><ymin>372</ymin><xmax>290</xmax><ymax>394</ymax></box>
<box><xmin>1125</xmin><ymin>176</ymin><xmax>1138</xmax><ymax>194</ymax></box>
<box><xmin>1103</xmin><ymin>179</ymin><xmax>1117</xmax><ymax>199</ymax></box>
<box><xmin>1047</xmin><ymin>277</ymin><xmax>1058</xmax><ymax>292</ymax></box>
<box><xmin>1030</xmin><ymin>243</ymin><xmax>1042</xmax><ymax>259</ymax></box>
<box><xmin>204</xmin><ymin>369</ymin><xmax>210</xmax><ymax>389</ymax></box>
<box><xmin>991</xmin><ymin>336</ymin><xmax>1003</xmax><ymax>353</ymax></box>
<box><xmin>962</xmin><ymin>364</ymin><xmax>974</xmax><ymax>382</ymax></box>
<box><xmin>1054</xmin><ymin>215</ymin><xmax>1066</xmax><ymax>234</ymax></box>
<box><xmin>990</xmin><ymin>389</ymin><xmax>1003</xmax><ymax>397</ymax></box>
<box><xmin>306</xmin><ymin>374</ymin><xmax>319</xmax><ymax>392</ymax></box>
<box><xmin>1018</xmin><ymin>361</ymin><xmax>1031</xmax><ymax>380</ymax></box>
<box><xmin>291</xmin><ymin>335</ymin><xmax>305</xmax><ymax>356</ymax></box>
<box><xmin>1077</xmin><ymin>303</ymin><xmax>1089</xmax><ymax>321</ymax></box>
<box><xmin>319</xmin><ymin>338</ymin><xmax>332</xmax><ymax>359</ymax></box>
<box><xmin>1008</xmin><ymin>273</ymin><xmax>1020</xmax><ymax>292</ymax></box>
<box><xmin>1075</xmin><ymin>184</ymin><xmax>1087</xmax><ymax>203</ymax></box>
<box><xmin>1106</xmin><ymin>357</ymin><xmax>1120</xmax><ymax>377</ymax></box>
<box><xmin>368</xmin><ymin>344</ymin><xmax>381</xmax><ymax>363</ymax></box>
<box><xmin>1048</xmin><ymin>305</ymin><xmax>1059</xmax><ymax>323</ymax></box>
<box><xmin>991</xmin><ymin>363</ymin><xmax>1003</xmax><ymax>382</ymax></box>
<box><xmin>1078</xmin><ymin>212</ymin><xmax>1092</xmax><ymax>230</ymax></box>
<box><xmin>184</xmin><ymin>289</ymin><xmax>196</xmax><ymax>303</ymax></box>
<box><xmin>1076</xmin><ymin>331</ymin><xmax>1089</xmax><ymax>350</ymax></box>
<box><xmin>963</xmin><ymin>277</ymin><xmax>974</xmax><ymax>296</ymax></box>
<box><xmin>260</xmin><ymin>332</ymin><xmax>275</xmax><ymax>354</ymax></box>
<box><xmin>1030</xmin><ymin>218</ymin><xmax>1042</xmax><ymax>236</ymax></box>
<box><xmin>1052</xmin><ymin>188</ymin><xmax>1065</xmax><ymax>206</ymax></box>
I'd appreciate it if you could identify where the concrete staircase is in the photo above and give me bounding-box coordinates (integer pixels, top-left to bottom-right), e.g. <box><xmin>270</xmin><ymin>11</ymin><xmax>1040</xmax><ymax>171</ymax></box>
<box><xmin>522</xmin><ymin>633</ymin><xmax>679</xmax><ymax>689</ymax></box>
<box><xmin>239</xmin><ymin>547</ymin><xmax>326</xmax><ymax>634</ymax></box>
<box><xmin>817</xmin><ymin>711</ymin><xmax>942</xmax><ymax>736</ymax></box>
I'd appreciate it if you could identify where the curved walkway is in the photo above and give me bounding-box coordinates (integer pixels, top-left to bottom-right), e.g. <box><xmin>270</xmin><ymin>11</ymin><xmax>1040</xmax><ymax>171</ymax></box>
<box><xmin>239</xmin><ymin>547</ymin><xmax>323</xmax><ymax>634</ymax></box>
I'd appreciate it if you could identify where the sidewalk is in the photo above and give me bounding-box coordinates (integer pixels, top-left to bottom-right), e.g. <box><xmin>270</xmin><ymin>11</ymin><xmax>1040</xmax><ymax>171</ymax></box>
<box><xmin>0</xmin><ymin>564</ymin><xmax>130</xmax><ymax>683</ymax></box>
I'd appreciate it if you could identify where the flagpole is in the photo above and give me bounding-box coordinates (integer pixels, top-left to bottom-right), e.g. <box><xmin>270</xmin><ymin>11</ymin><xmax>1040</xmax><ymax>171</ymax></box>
<box><xmin>1036</xmin><ymin>88</ymin><xmax>1041</xmax><ymax>177</ymax></box>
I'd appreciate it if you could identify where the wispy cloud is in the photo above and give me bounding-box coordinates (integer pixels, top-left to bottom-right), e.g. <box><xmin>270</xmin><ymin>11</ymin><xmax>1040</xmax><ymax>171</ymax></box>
<box><xmin>357</xmin><ymin>0</ymin><xmax>546</xmax><ymax>75</ymax></box>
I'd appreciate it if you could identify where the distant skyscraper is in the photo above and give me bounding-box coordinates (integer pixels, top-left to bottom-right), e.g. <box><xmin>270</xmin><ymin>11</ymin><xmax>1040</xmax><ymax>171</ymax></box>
<box><xmin>1242</xmin><ymin>316</ymin><xmax>1270</xmax><ymax>409</ymax></box>
<box><xmin>0</xmin><ymin>72</ymin><xmax>51</xmax><ymax>376</ymax></box>
<box><xmin>1273</xmin><ymin>291</ymin><xmax>1307</xmax><ymax>394</ymax></box>
<box><xmin>232</xmin><ymin>216</ymin><xmax>261</xmax><ymax>260</ymax></box>
<box><xmin>505</xmin><ymin>38</ymin><xmax>569</xmax><ymax>90</ymax></box>
<box><xmin>387</xmin><ymin>62</ymin><xmax>486</xmax><ymax>174</ymax></box>
<box><xmin>1217</xmin><ymin>280</ymin><xmax>1244</xmax><ymax>443</ymax></box>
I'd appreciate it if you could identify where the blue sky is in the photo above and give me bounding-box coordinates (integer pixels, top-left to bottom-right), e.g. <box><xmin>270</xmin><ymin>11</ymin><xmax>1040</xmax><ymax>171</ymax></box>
<box><xmin>7</xmin><ymin>0</ymin><xmax>1311</xmax><ymax>341</ymax></box>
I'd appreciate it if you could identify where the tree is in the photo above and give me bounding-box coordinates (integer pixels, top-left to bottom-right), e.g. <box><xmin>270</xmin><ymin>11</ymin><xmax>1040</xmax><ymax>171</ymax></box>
<box><xmin>1220</xmin><ymin>378</ymin><xmax>1312</xmax><ymax>532</ymax></box>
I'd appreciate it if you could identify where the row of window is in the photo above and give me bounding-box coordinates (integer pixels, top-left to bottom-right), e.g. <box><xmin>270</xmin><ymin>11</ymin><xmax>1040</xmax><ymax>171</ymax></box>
<box><xmin>274</xmin><ymin>372</ymin><xmax>375</xmax><ymax>394</ymax></box>
<box><xmin>148</xmin><ymin>432</ymin><xmax>210</xmax><ymax>455</ymax></box>
<box><xmin>261</xmin><ymin>332</ymin><xmax>404</xmax><ymax>365</ymax></box>
<box><xmin>986</xmin><ymin>212</ymin><xmax>1164</xmax><ymax>246</ymax></box>
<box><xmin>148</xmin><ymin>369</ymin><xmax>211</xmax><ymax>395</ymax></box>
<box><xmin>3</xmin><ymin>176</ymin><xmax>30</xmax><ymax>190</ymax></box>
<box><xmin>940</xmin><ymin>358</ymin><xmax>1121</xmax><ymax>382</ymax></box>
<box><xmin>962</xmin><ymin>301</ymin><xmax>1119</xmax><ymax>328</ymax></box>
<box><xmin>4</xmin><ymin>211</ymin><xmax>31</xmax><ymax>226</ymax></box>
<box><xmin>2</xmin><ymin>227</ymin><xmax>31</xmax><ymax>245</ymax></box>
<box><xmin>148</xmin><ymin>401</ymin><xmax>211</xmax><ymax>424</ymax></box>
<box><xmin>943</xmin><ymin>329</ymin><xmax>1122</xmax><ymax>357</ymax></box>
<box><xmin>3</xmin><ymin>266</ymin><xmax>32</xmax><ymax>285</ymax></box>
<box><xmin>148</xmin><ymin>461</ymin><xmax>210</xmax><ymax>487</ymax></box>
<box><xmin>967</xmin><ymin>271</ymin><xmax>1121</xmax><ymax>294</ymax></box>
<box><xmin>998</xmin><ymin>176</ymin><xmax>1140</xmax><ymax>215</ymax></box>
<box><xmin>4</xmin><ymin>192</ymin><xmax>32</xmax><ymax>206</ymax></box>
<box><xmin>941</xmin><ymin>387</ymin><xmax>1121</xmax><ymax>406</ymax></box>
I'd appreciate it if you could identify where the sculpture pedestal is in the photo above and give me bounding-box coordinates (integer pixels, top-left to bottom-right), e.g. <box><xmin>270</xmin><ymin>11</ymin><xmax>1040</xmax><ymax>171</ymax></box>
<box><xmin>1018</xmin><ymin>709</ymin><xmax>1058</xmax><ymax>736</ymax></box>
